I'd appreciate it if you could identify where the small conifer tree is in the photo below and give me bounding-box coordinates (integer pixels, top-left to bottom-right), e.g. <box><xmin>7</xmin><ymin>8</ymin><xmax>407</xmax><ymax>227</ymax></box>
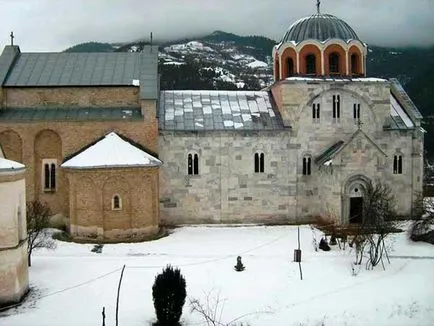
<box><xmin>152</xmin><ymin>265</ymin><xmax>186</xmax><ymax>325</ymax></box>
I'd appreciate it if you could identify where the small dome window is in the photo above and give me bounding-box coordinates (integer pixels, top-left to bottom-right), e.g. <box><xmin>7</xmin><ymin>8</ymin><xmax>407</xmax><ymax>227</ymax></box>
<box><xmin>112</xmin><ymin>195</ymin><xmax>122</xmax><ymax>210</ymax></box>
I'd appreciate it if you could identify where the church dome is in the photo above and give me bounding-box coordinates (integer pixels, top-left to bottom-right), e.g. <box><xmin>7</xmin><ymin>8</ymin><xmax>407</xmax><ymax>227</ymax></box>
<box><xmin>282</xmin><ymin>14</ymin><xmax>360</xmax><ymax>44</ymax></box>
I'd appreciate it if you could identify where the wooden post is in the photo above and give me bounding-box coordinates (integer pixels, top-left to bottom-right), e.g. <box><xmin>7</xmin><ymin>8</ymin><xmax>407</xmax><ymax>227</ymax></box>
<box><xmin>116</xmin><ymin>265</ymin><xmax>126</xmax><ymax>326</ymax></box>
<box><xmin>102</xmin><ymin>306</ymin><xmax>106</xmax><ymax>326</ymax></box>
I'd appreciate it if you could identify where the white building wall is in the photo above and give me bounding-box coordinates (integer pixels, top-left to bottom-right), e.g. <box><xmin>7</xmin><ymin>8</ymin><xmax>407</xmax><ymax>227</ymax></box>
<box><xmin>0</xmin><ymin>174</ymin><xmax>29</xmax><ymax>307</ymax></box>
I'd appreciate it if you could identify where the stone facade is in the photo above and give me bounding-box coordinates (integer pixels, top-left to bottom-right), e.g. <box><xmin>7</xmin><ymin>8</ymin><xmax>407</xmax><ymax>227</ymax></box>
<box><xmin>0</xmin><ymin>162</ymin><xmax>29</xmax><ymax>307</ymax></box>
<box><xmin>159</xmin><ymin>79</ymin><xmax>424</xmax><ymax>225</ymax></box>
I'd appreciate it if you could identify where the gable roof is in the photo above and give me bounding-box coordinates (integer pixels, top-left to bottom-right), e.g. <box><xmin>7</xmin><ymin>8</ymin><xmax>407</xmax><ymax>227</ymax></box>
<box><xmin>61</xmin><ymin>132</ymin><xmax>162</xmax><ymax>169</ymax></box>
<box><xmin>159</xmin><ymin>90</ymin><xmax>284</xmax><ymax>131</ymax></box>
<box><xmin>315</xmin><ymin>129</ymin><xmax>387</xmax><ymax>166</ymax></box>
<box><xmin>0</xmin><ymin>46</ymin><xmax>158</xmax><ymax>99</ymax></box>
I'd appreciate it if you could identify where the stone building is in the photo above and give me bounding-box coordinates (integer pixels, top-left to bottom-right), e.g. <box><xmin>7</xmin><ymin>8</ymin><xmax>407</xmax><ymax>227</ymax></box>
<box><xmin>0</xmin><ymin>157</ymin><xmax>29</xmax><ymax>307</ymax></box>
<box><xmin>0</xmin><ymin>8</ymin><xmax>424</xmax><ymax>239</ymax></box>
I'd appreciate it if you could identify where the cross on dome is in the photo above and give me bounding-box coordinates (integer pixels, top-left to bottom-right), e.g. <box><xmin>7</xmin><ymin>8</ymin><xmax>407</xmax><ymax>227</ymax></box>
<box><xmin>316</xmin><ymin>0</ymin><xmax>321</xmax><ymax>14</ymax></box>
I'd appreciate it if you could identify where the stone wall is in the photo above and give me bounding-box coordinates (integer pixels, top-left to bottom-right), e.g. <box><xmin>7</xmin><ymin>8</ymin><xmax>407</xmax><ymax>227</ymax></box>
<box><xmin>159</xmin><ymin>130</ymin><xmax>300</xmax><ymax>224</ymax></box>
<box><xmin>65</xmin><ymin>167</ymin><xmax>160</xmax><ymax>241</ymax></box>
<box><xmin>4</xmin><ymin>87</ymin><xmax>140</xmax><ymax>108</ymax></box>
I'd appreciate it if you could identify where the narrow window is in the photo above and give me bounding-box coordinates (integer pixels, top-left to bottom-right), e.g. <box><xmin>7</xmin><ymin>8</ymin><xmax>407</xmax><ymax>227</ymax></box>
<box><xmin>393</xmin><ymin>155</ymin><xmax>403</xmax><ymax>174</ymax></box>
<box><xmin>287</xmin><ymin>58</ymin><xmax>294</xmax><ymax>77</ymax></box>
<box><xmin>44</xmin><ymin>164</ymin><xmax>50</xmax><ymax>189</ymax></box>
<box><xmin>50</xmin><ymin>163</ymin><xmax>56</xmax><ymax>189</ymax></box>
<box><xmin>312</xmin><ymin>103</ymin><xmax>320</xmax><ymax>120</ymax></box>
<box><xmin>193</xmin><ymin>154</ymin><xmax>199</xmax><ymax>175</ymax></box>
<box><xmin>254</xmin><ymin>152</ymin><xmax>264</xmax><ymax>173</ymax></box>
<box><xmin>254</xmin><ymin>153</ymin><xmax>259</xmax><ymax>173</ymax></box>
<box><xmin>112</xmin><ymin>195</ymin><xmax>121</xmax><ymax>210</ymax></box>
<box><xmin>303</xmin><ymin>156</ymin><xmax>311</xmax><ymax>176</ymax></box>
<box><xmin>329</xmin><ymin>53</ymin><xmax>340</xmax><ymax>74</ymax></box>
<box><xmin>333</xmin><ymin>95</ymin><xmax>340</xmax><ymax>119</ymax></box>
<box><xmin>188</xmin><ymin>153</ymin><xmax>199</xmax><ymax>175</ymax></box>
<box><xmin>306</xmin><ymin>54</ymin><xmax>316</xmax><ymax>75</ymax></box>
<box><xmin>353</xmin><ymin>103</ymin><xmax>361</xmax><ymax>120</ymax></box>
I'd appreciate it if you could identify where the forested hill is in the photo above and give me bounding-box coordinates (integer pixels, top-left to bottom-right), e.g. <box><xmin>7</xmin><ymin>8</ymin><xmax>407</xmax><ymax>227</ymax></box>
<box><xmin>65</xmin><ymin>32</ymin><xmax>434</xmax><ymax>157</ymax></box>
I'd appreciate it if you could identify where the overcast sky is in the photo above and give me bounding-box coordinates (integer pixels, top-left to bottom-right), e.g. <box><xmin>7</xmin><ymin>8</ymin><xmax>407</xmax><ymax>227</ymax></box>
<box><xmin>1</xmin><ymin>0</ymin><xmax>433</xmax><ymax>52</ymax></box>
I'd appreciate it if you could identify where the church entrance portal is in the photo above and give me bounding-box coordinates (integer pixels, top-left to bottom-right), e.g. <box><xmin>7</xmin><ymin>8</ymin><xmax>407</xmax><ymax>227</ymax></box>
<box><xmin>343</xmin><ymin>175</ymin><xmax>370</xmax><ymax>224</ymax></box>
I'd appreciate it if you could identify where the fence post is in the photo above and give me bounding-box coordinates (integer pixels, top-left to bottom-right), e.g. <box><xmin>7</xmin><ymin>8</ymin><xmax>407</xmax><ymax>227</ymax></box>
<box><xmin>116</xmin><ymin>265</ymin><xmax>126</xmax><ymax>326</ymax></box>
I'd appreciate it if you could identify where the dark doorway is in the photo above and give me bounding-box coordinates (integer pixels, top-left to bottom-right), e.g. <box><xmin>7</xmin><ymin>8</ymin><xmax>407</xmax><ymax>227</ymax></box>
<box><xmin>350</xmin><ymin>197</ymin><xmax>363</xmax><ymax>223</ymax></box>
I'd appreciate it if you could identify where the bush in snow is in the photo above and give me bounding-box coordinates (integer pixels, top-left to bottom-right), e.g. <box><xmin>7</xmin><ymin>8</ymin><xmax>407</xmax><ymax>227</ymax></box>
<box><xmin>318</xmin><ymin>238</ymin><xmax>331</xmax><ymax>251</ymax></box>
<box><xmin>234</xmin><ymin>256</ymin><xmax>245</xmax><ymax>272</ymax></box>
<box><xmin>152</xmin><ymin>265</ymin><xmax>186</xmax><ymax>325</ymax></box>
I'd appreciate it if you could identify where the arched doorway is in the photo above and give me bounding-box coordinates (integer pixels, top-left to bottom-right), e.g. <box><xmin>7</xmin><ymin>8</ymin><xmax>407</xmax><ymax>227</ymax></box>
<box><xmin>343</xmin><ymin>175</ymin><xmax>370</xmax><ymax>224</ymax></box>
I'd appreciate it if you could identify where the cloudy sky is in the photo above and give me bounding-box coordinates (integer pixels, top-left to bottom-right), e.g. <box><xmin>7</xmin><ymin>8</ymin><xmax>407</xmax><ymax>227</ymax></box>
<box><xmin>1</xmin><ymin>0</ymin><xmax>433</xmax><ymax>52</ymax></box>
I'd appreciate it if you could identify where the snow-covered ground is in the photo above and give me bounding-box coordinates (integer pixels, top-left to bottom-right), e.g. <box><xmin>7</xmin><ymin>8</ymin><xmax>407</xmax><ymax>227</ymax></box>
<box><xmin>1</xmin><ymin>225</ymin><xmax>433</xmax><ymax>326</ymax></box>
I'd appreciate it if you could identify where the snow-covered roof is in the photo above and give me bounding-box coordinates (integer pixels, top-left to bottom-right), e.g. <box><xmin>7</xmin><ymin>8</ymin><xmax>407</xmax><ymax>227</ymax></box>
<box><xmin>61</xmin><ymin>132</ymin><xmax>162</xmax><ymax>169</ymax></box>
<box><xmin>390</xmin><ymin>94</ymin><xmax>414</xmax><ymax>128</ymax></box>
<box><xmin>159</xmin><ymin>90</ymin><xmax>284</xmax><ymax>131</ymax></box>
<box><xmin>0</xmin><ymin>157</ymin><xmax>25</xmax><ymax>171</ymax></box>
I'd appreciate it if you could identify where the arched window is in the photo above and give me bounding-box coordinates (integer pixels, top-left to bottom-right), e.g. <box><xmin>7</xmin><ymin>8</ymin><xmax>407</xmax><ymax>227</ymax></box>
<box><xmin>287</xmin><ymin>58</ymin><xmax>294</xmax><ymax>77</ymax></box>
<box><xmin>303</xmin><ymin>156</ymin><xmax>311</xmax><ymax>176</ymax></box>
<box><xmin>329</xmin><ymin>52</ymin><xmax>340</xmax><ymax>74</ymax></box>
<box><xmin>112</xmin><ymin>195</ymin><xmax>122</xmax><ymax>210</ymax></box>
<box><xmin>306</xmin><ymin>54</ymin><xmax>316</xmax><ymax>75</ymax></box>
<box><xmin>351</xmin><ymin>54</ymin><xmax>359</xmax><ymax>75</ymax></box>
<box><xmin>254</xmin><ymin>152</ymin><xmax>265</xmax><ymax>173</ymax></box>
<box><xmin>312</xmin><ymin>103</ymin><xmax>320</xmax><ymax>121</ymax></box>
<box><xmin>42</xmin><ymin>159</ymin><xmax>57</xmax><ymax>192</ymax></box>
<box><xmin>188</xmin><ymin>153</ymin><xmax>199</xmax><ymax>175</ymax></box>
<box><xmin>333</xmin><ymin>95</ymin><xmax>341</xmax><ymax>119</ymax></box>
<box><xmin>393</xmin><ymin>155</ymin><xmax>403</xmax><ymax>174</ymax></box>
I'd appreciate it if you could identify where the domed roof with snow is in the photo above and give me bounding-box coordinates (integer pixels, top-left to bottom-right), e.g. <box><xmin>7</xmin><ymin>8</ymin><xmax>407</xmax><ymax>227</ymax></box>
<box><xmin>282</xmin><ymin>13</ymin><xmax>360</xmax><ymax>44</ymax></box>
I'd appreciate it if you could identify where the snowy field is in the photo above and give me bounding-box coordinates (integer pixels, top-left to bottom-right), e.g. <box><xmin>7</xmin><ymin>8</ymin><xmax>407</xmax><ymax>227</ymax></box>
<box><xmin>1</xmin><ymin>224</ymin><xmax>433</xmax><ymax>326</ymax></box>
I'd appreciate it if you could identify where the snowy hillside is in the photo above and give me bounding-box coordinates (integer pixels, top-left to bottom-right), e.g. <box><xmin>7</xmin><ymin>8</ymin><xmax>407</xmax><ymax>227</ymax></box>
<box><xmin>159</xmin><ymin>37</ymin><xmax>273</xmax><ymax>89</ymax></box>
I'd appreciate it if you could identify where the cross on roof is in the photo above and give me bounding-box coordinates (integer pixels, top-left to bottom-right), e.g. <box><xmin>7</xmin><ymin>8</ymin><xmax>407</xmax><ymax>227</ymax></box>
<box><xmin>316</xmin><ymin>0</ymin><xmax>321</xmax><ymax>14</ymax></box>
<box><xmin>10</xmin><ymin>31</ymin><xmax>14</xmax><ymax>46</ymax></box>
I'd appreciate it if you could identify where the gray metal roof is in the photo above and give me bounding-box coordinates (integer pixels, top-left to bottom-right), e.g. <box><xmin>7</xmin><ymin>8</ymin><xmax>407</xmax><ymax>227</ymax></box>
<box><xmin>0</xmin><ymin>46</ymin><xmax>20</xmax><ymax>85</ymax></box>
<box><xmin>282</xmin><ymin>14</ymin><xmax>360</xmax><ymax>44</ymax></box>
<box><xmin>1</xmin><ymin>46</ymin><xmax>158</xmax><ymax>99</ymax></box>
<box><xmin>159</xmin><ymin>90</ymin><xmax>284</xmax><ymax>131</ymax></box>
<box><xmin>0</xmin><ymin>107</ymin><xmax>142</xmax><ymax>122</ymax></box>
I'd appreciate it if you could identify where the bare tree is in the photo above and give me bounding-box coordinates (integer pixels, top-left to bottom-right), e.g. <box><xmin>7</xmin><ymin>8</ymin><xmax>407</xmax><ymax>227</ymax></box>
<box><xmin>190</xmin><ymin>291</ymin><xmax>260</xmax><ymax>326</ymax></box>
<box><xmin>351</xmin><ymin>180</ymin><xmax>398</xmax><ymax>269</ymax></box>
<box><xmin>27</xmin><ymin>200</ymin><xmax>56</xmax><ymax>266</ymax></box>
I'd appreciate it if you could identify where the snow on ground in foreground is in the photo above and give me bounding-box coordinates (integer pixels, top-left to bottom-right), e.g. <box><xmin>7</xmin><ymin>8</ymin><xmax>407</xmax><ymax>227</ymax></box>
<box><xmin>1</xmin><ymin>225</ymin><xmax>433</xmax><ymax>326</ymax></box>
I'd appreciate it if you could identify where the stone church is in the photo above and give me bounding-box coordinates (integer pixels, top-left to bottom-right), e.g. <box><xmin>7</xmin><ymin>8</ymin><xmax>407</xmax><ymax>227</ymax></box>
<box><xmin>0</xmin><ymin>9</ymin><xmax>424</xmax><ymax>241</ymax></box>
